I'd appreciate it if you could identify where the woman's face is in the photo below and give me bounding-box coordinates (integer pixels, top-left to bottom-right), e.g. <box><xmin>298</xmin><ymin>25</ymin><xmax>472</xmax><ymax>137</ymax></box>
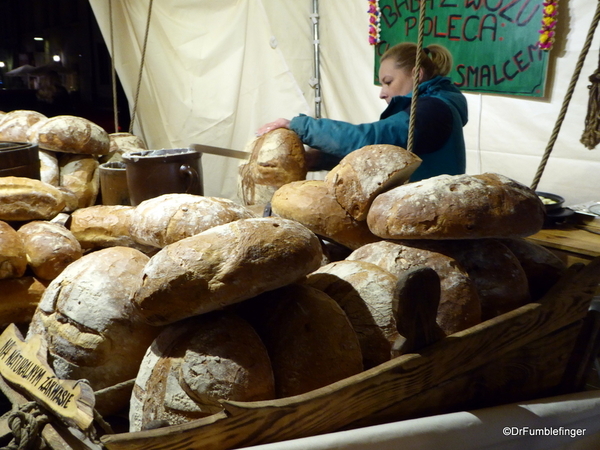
<box><xmin>378</xmin><ymin>59</ymin><xmax>414</xmax><ymax>104</ymax></box>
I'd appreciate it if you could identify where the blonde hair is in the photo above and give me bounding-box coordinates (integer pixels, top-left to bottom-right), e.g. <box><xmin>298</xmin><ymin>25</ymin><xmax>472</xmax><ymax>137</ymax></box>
<box><xmin>381</xmin><ymin>42</ymin><xmax>453</xmax><ymax>80</ymax></box>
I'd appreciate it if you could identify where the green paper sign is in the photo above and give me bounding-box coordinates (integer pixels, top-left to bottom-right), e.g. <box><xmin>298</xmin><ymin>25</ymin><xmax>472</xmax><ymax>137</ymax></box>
<box><xmin>375</xmin><ymin>0</ymin><xmax>549</xmax><ymax>97</ymax></box>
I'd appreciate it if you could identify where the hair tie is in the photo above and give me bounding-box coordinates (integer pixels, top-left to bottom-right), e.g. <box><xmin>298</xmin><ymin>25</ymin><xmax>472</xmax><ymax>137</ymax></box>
<box><xmin>423</xmin><ymin>48</ymin><xmax>431</xmax><ymax>56</ymax></box>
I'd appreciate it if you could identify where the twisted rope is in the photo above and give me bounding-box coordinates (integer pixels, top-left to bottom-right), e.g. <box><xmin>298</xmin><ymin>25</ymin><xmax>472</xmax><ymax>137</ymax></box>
<box><xmin>530</xmin><ymin>0</ymin><xmax>600</xmax><ymax>190</ymax></box>
<box><xmin>2</xmin><ymin>402</ymin><xmax>48</xmax><ymax>450</ymax></box>
<box><xmin>129</xmin><ymin>0</ymin><xmax>154</xmax><ymax>134</ymax></box>
<box><xmin>407</xmin><ymin>0</ymin><xmax>427</xmax><ymax>154</ymax></box>
<box><xmin>581</xmin><ymin>48</ymin><xmax>600</xmax><ymax>149</ymax></box>
<box><xmin>109</xmin><ymin>0</ymin><xmax>119</xmax><ymax>133</ymax></box>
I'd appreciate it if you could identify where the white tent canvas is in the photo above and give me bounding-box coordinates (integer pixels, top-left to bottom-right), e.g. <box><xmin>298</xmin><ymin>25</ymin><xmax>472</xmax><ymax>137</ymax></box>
<box><xmin>88</xmin><ymin>0</ymin><xmax>600</xmax><ymax>206</ymax></box>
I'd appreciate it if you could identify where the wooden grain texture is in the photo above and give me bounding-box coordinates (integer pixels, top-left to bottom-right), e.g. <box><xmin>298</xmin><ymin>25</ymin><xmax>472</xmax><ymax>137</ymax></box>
<box><xmin>101</xmin><ymin>258</ymin><xmax>600</xmax><ymax>450</ymax></box>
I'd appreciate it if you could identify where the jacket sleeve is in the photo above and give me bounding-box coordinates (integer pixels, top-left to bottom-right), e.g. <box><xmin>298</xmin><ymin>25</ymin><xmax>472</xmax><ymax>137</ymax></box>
<box><xmin>289</xmin><ymin>113</ymin><xmax>411</xmax><ymax>159</ymax></box>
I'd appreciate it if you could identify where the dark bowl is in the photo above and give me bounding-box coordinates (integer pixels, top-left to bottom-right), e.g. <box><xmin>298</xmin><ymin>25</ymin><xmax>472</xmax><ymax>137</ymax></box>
<box><xmin>536</xmin><ymin>191</ymin><xmax>565</xmax><ymax>212</ymax></box>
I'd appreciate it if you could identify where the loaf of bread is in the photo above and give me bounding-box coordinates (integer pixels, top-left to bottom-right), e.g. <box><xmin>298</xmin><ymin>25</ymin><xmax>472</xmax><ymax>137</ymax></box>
<box><xmin>0</xmin><ymin>220</ymin><xmax>27</xmax><ymax>279</ymax></box>
<box><xmin>440</xmin><ymin>239</ymin><xmax>531</xmax><ymax>321</ymax></box>
<box><xmin>271</xmin><ymin>180</ymin><xmax>380</xmax><ymax>250</ymax></box>
<box><xmin>347</xmin><ymin>240</ymin><xmax>482</xmax><ymax>335</ymax></box>
<box><xmin>324</xmin><ymin>145</ymin><xmax>421</xmax><ymax>221</ymax></box>
<box><xmin>129</xmin><ymin>194</ymin><xmax>257</xmax><ymax>248</ymax></box>
<box><xmin>26</xmin><ymin>246</ymin><xmax>162</xmax><ymax>416</ymax></box>
<box><xmin>0</xmin><ymin>176</ymin><xmax>65</xmax><ymax>221</ymax></box>
<box><xmin>17</xmin><ymin>221</ymin><xmax>83</xmax><ymax>281</ymax></box>
<box><xmin>129</xmin><ymin>311</ymin><xmax>275</xmax><ymax>431</ymax></box>
<box><xmin>367</xmin><ymin>173</ymin><xmax>546</xmax><ymax>240</ymax></box>
<box><xmin>499</xmin><ymin>238</ymin><xmax>567</xmax><ymax>301</ymax></box>
<box><xmin>238</xmin><ymin>128</ymin><xmax>307</xmax><ymax>206</ymax></box>
<box><xmin>305</xmin><ymin>260</ymin><xmax>401</xmax><ymax>369</ymax></box>
<box><xmin>0</xmin><ymin>276</ymin><xmax>47</xmax><ymax>328</ymax></box>
<box><xmin>39</xmin><ymin>149</ymin><xmax>60</xmax><ymax>186</ymax></box>
<box><xmin>236</xmin><ymin>283</ymin><xmax>363</xmax><ymax>398</ymax></box>
<box><xmin>133</xmin><ymin>217</ymin><xmax>323</xmax><ymax>326</ymax></box>
<box><xmin>29</xmin><ymin>115</ymin><xmax>110</xmax><ymax>155</ymax></box>
<box><xmin>0</xmin><ymin>110</ymin><xmax>47</xmax><ymax>142</ymax></box>
<box><xmin>106</xmin><ymin>132</ymin><xmax>147</xmax><ymax>162</ymax></box>
<box><xmin>68</xmin><ymin>205</ymin><xmax>153</xmax><ymax>252</ymax></box>
<box><xmin>58</xmin><ymin>154</ymin><xmax>100</xmax><ymax>210</ymax></box>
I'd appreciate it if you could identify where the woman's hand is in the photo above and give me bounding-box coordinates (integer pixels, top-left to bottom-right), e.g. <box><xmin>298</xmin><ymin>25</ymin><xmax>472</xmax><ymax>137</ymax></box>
<box><xmin>256</xmin><ymin>118</ymin><xmax>291</xmax><ymax>136</ymax></box>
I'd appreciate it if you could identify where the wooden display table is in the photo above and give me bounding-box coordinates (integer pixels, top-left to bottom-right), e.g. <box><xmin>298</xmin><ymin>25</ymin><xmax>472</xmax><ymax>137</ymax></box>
<box><xmin>527</xmin><ymin>215</ymin><xmax>600</xmax><ymax>266</ymax></box>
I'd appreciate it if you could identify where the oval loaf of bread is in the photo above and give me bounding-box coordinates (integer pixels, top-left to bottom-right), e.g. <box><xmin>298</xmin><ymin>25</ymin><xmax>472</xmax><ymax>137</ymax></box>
<box><xmin>0</xmin><ymin>220</ymin><xmax>27</xmax><ymax>279</ymax></box>
<box><xmin>305</xmin><ymin>260</ymin><xmax>401</xmax><ymax>369</ymax></box>
<box><xmin>0</xmin><ymin>176</ymin><xmax>65</xmax><ymax>221</ymax></box>
<box><xmin>129</xmin><ymin>194</ymin><xmax>257</xmax><ymax>248</ymax></box>
<box><xmin>271</xmin><ymin>179</ymin><xmax>380</xmax><ymax>250</ymax></box>
<box><xmin>367</xmin><ymin>173</ymin><xmax>545</xmax><ymax>240</ymax></box>
<box><xmin>30</xmin><ymin>115</ymin><xmax>110</xmax><ymax>155</ymax></box>
<box><xmin>129</xmin><ymin>312</ymin><xmax>275</xmax><ymax>431</ymax></box>
<box><xmin>324</xmin><ymin>144</ymin><xmax>421</xmax><ymax>221</ymax></box>
<box><xmin>17</xmin><ymin>221</ymin><xmax>83</xmax><ymax>281</ymax></box>
<box><xmin>0</xmin><ymin>110</ymin><xmax>47</xmax><ymax>142</ymax></box>
<box><xmin>133</xmin><ymin>216</ymin><xmax>323</xmax><ymax>326</ymax></box>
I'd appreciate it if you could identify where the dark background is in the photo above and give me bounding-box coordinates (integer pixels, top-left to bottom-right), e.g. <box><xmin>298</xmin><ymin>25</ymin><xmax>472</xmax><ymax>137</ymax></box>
<box><xmin>0</xmin><ymin>0</ymin><xmax>129</xmax><ymax>133</ymax></box>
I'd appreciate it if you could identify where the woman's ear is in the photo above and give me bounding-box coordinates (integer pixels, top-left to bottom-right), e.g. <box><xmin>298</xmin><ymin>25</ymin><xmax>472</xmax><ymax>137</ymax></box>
<box><xmin>410</xmin><ymin>67</ymin><xmax>426</xmax><ymax>83</ymax></box>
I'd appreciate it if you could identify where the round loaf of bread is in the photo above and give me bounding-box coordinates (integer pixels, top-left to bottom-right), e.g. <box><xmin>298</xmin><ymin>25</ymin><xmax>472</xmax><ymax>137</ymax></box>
<box><xmin>69</xmin><ymin>205</ymin><xmax>153</xmax><ymax>252</ymax></box>
<box><xmin>0</xmin><ymin>276</ymin><xmax>47</xmax><ymax>327</ymax></box>
<box><xmin>439</xmin><ymin>239</ymin><xmax>531</xmax><ymax>321</ymax></box>
<box><xmin>129</xmin><ymin>311</ymin><xmax>275</xmax><ymax>431</ymax></box>
<box><xmin>271</xmin><ymin>179</ymin><xmax>380</xmax><ymax>250</ymax></box>
<box><xmin>59</xmin><ymin>154</ymin><xmax>100</xmax><ymax>210</ymax></box>
<box><xmin>130</xmin><ymin>194</ymin><xmax>257</xmax><ymax>248</ymax></box>
<box><xmin>0</xmin><ymin>176</ymin><xmax>65</xmax><ymax>221</ymax></box>
<box><xmin>498</xmin><ymin>238</ymin><xmax>567</xmax><ymax>301</ymax></box>
<box><xmin>324</xmin><ymin>145</ymin><xmax>421</xmax><ymax>221</ymax></box>
<box><xmin>237</xmin><ymin>283</ymin><xmax>363</xmax><ymax>398</ymax></box>
<box><xmin>30</xmin><ymin>115</ymin><xmax>110</xmax><ymax>155</ymax></box>
<box><xmin>26</xmin><ymin>246</ymin><xmax>162</xmax><ymax>416</ymax></box>
<box><xmin>367</xmin><ymin>173</ymin><xmax>546</xmax><ymax>240</ymax></box>
<box><xmin>0</xmin><ymin>220</ymin><xmax>27</xmax><ymax>279</ymax></box>
<box><xmin>17</xmin><ymin>221</ymin><xmax>83</xmax><ymax>281</ymax></box>
<box><xmin>238</xmin><ymin>128</ymin><xmax>307</xmax><ymax>206</ymax></box>
<box><xmin>107</xmin><ymin>132</ymin><xmax>146</xmax><ymax>162</ymax></box>
<box><xmin>347</xmin><ymin>240</ymin><xmax>481</xmax><ymax>335</ymax></box>
<box><xmin>39</xmin><ymin>149</ymin><xmax>59</xmax><ymax>186</ymax></box>
<box><xmin>0</xmin><ymin>110</ymin><xmax>47</xmax><ymax>142</ymax></box>
<box><xmin>133</xmin><ymin>217</ymin><xmax>323</xmax><ymax>326</ymax></box>
<box><xmin>305</xmin><ymin>260</ymin><xmax>401</xmax><ymax>369</ymax></box>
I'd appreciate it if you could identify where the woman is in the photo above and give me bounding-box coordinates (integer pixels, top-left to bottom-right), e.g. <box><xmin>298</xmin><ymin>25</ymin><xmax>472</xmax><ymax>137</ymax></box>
<box><xmin>257</xmin><ymin>42</ymin><xmax>468</xmax><ymax>182</ymax></box>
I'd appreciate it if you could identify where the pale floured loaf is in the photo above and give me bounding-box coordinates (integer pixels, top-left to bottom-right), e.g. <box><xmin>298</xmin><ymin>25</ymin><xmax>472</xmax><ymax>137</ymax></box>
<box><xmin>0</xmin><ymin>176</ymin><xmax>65</xmax><ymax>221</ymax></box>
<box><xmin>305</xmin><ymin>260</ymin><xmax>401</xmax><ymax>369</ymax></box>
<box><xmin>347</xmin><ymin>240</ymin><xmax>482</xmax><ymax>335</ymax></box>
<box><xmin>129</xmin><ymin>312</ymin><xmax>275</xmax><ymax>431</ymax></box>
<box><xmin>238</xmin><ymin>128</ymin><xmax>307</xmax><ymax>206</ymax></box>
<box><xmin>39</xmin><ymin>149</ymin><xmax>60</xmax><ymax>186</ymax></box>
<box><xmin>271</xmin><ymin>179</ymin><xmax>380</xmax><ymax>250</ymax></box>
<box><xmin>324</xmin><ymin>145</ymin><xmax>421</xmax><ymax>221</ymax></box>
<box><xmin>0</xmin><ymin>220</ymin><xmax>27</xmax><ymax>279</ymax></box>
<box><xmin>133</xmin><ymin>217</ymin><xmax>323</xmax><ymax>326</ymax></box>
<box><xmin>30</xmin><ymin>115</ymin><xmax>110</xmax><ymax>155</ymax></box>
<box><xmin>236</xmin><ymin>283</ymin><xmax>363</xmax><ymax>398</ymax></box>
<box><xmin>367</xmin><ymin>173</ymin><xmax>546</xmax><ymax>240</ymax></box>
<box><xmin>129</xmin><ymin>193</ymin><xmax>257</xmax><ymax>248</ymax></box>
<box><xmin>107</xmin><ymin>132</ymin><xmax>147</xmax><ymax>162</ymax></box>
<box><xmin>0</xmin><ymin>110</ymin><xmax>47</xmax><ymax>142</ymax></box>
<box><xmin>17</xmin><ymin>220</ymin><xmax>83</xmax><ymax>281</ymax></box>
<box><xmin>26</xmin><ymin>246</ymin><xmax>162</xmax><ymax>416</ymax></box>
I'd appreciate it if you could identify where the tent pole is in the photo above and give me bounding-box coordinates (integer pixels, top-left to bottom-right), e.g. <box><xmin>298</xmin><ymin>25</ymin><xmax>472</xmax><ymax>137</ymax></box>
<box><xmin>311</xmin><ymin>0</ymin><xmax>322</xmax><ymax>119</ymax></box>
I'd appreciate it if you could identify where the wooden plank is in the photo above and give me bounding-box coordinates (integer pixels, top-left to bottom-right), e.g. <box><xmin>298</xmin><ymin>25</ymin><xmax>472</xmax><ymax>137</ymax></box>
<box><xmin>101</xmin><ymin>258</ymin><xmax>600</xmax><ymax>450</ymax></box>
<box><xmin>527</xmin><ymin>226</ymin><xmax>600</xmax><ymax>259</ymax></box>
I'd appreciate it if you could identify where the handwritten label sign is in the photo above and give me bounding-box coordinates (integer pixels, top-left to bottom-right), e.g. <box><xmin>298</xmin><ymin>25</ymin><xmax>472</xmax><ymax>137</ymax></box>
<box><xmin>375</xmin><ymin>0</ymin><xmax>549</xmax><ymax>97</ymax></box>
<box><xmin>0</xmin><ymin>324</ymin><xmax>95</xmax><ymax>430</ymax></box>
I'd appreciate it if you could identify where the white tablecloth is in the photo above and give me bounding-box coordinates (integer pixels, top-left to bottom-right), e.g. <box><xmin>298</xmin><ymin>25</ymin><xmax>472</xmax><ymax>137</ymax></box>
<box><xmin>242</xmin><ymin>390</ymin><xmax>600</xmax><ymax>450</ymax></box>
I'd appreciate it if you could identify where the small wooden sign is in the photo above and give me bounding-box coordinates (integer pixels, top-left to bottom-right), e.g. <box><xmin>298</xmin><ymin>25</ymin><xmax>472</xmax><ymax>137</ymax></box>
<box><xmin>0</xmin><ymin>324</ymin><xmax>95</xmax><ymax>430</ymax></box>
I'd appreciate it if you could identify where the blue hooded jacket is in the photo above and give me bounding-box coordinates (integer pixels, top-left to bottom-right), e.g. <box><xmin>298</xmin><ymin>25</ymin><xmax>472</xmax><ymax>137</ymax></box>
<box><xmin>289</xmin><ymin>76</ymin><xmax>468</xmax><ymax>182</ymax></box>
